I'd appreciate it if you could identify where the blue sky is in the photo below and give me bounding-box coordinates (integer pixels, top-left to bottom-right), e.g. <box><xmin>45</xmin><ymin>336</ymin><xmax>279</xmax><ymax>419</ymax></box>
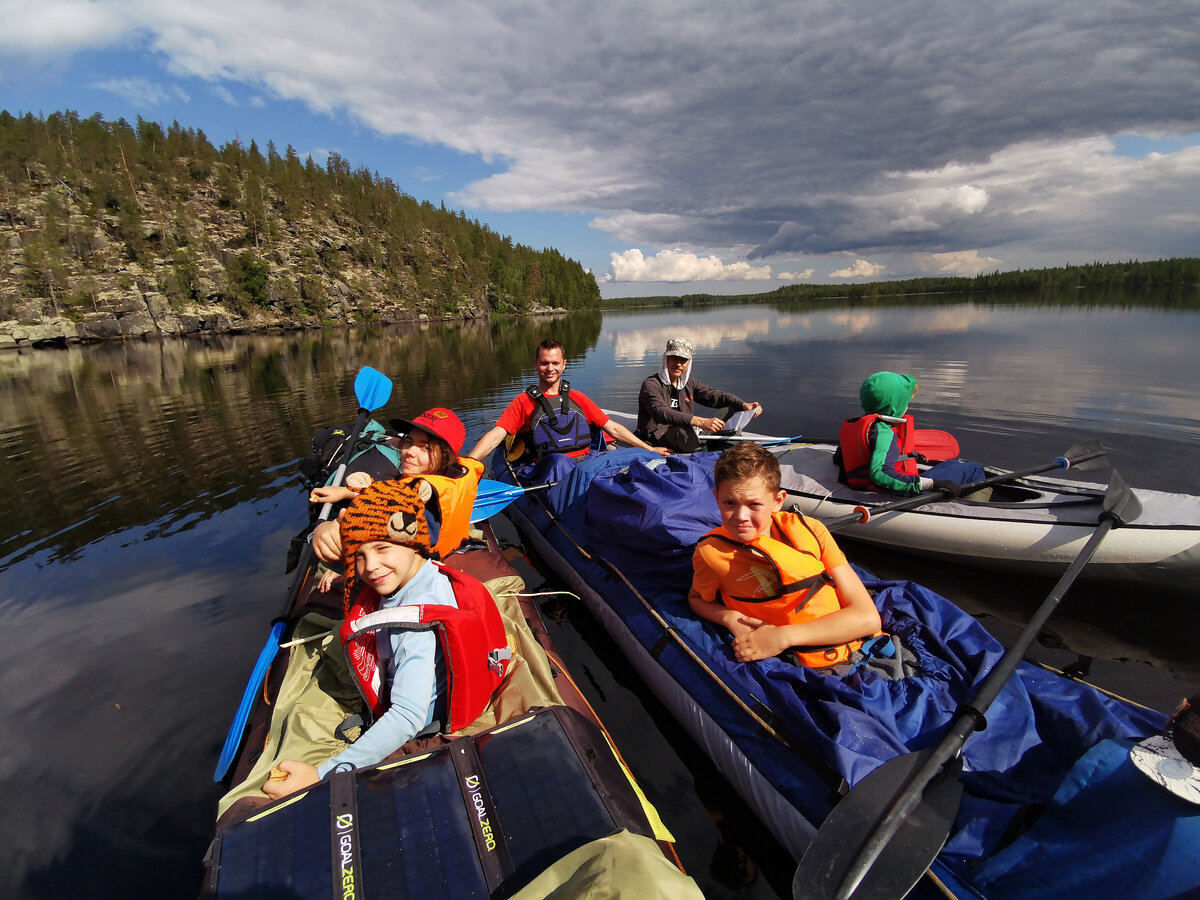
<box><xmin>3</xmin><ymin>1</ymin><xmax>1198</xmax><ymax>298</ymax></box>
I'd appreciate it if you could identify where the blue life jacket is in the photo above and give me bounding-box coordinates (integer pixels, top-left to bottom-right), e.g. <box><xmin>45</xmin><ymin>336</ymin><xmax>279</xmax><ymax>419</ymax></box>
<box><xmin>525</xmin><ymin>382</ymin><xmax>592</xmax><ymax>456</ymax></box>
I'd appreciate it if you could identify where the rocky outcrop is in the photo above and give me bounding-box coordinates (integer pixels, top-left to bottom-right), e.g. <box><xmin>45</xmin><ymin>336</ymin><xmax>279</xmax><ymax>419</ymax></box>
<box><xmin>0</xmin><ymin>133</ymin><xmax>594</xmax><ymax>350</ymax></box>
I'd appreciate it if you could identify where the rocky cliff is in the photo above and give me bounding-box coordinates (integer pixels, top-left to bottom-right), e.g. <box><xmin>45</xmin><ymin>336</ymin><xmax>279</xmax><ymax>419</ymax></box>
<box><xmin>1</xmin><ymin>111</ymin><xmax>596</xmax><ymax>350</ymax></box>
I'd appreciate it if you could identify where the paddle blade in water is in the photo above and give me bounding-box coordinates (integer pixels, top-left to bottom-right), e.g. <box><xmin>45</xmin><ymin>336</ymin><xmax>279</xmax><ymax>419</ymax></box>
<box><xmin>1061</xmin><ymin>439</ymin><xmax>1107</xmax><ymax>472</ymax></box>
<box><xmin>792</xmin><ymin>750</ymin><xmax>964</xmax><ymax>900</ymax></box>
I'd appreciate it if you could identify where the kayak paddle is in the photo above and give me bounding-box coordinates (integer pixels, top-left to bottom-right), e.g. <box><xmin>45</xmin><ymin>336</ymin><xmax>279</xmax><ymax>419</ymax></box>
<box><xmin>470</xmin><ymin>479</ymin><xmax>556</xmax><ymax>522</ymax></box>
<box><xmin>827</xmin><ymin>439</ymin><xmax>1108</xmax><ymax>530</ymax></box>
<box><xmin>912</xmin><ymin>428</ymin><xmax>960</xmax><ymax>462</ymax></box>
<box><xmin>213</xmin><ymin>365</ymin><xmax>393</xmax><ymax>783</ymax></box>
<box><xmin>792</xmin><ymin>468</ymin><xmax>1142</xmax><ymax>900</ymax></box>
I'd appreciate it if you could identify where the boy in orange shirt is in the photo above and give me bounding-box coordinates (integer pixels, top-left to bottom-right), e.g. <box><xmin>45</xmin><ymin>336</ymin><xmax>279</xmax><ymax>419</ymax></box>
<box><xmin>688</xmin><ymin>442</ymin><xmax>883</xmax><ymax>668</ymax></box>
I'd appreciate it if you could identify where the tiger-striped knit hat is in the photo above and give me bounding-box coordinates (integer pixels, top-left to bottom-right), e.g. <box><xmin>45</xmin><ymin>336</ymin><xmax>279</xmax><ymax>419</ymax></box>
<box><xmin>340</xmin><ymin>478</ymin><xmax>434</xmax><ymax>613</ymax></box>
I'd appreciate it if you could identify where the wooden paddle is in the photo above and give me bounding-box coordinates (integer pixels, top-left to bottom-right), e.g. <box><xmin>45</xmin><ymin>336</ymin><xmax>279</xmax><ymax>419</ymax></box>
<box><xmin>792</xmin><ymin>468</ymin><xmax>1143</xmax><ymax>900</ymax></box>
<box><xmin>213</xmin><ymin>366</ymin><xmax>393</xmax><ymax>782</ymax></box>
<box><xmin>825</xmin><ymin>439</ymin><xmax>1108</xmax><ymax>530</ymax></box>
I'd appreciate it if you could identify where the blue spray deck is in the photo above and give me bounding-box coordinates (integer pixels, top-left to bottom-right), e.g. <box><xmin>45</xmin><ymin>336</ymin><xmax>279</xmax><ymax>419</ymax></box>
<box><xmin>504</xmin><ymin>449</ymin><xmax>1199</xmax><ymax>898</ymax></box>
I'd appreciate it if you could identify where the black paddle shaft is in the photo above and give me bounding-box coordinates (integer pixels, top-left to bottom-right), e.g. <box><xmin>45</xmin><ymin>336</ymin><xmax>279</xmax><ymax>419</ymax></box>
<box><xmin>828</xmin><ymin>439</ymin><xmax>1107</xmax><ymax>530</ymax></box>
<box><xmin>798</xmin><ymin>469</ymin><xmax>1141</xmax><ymax>900</ymax></box>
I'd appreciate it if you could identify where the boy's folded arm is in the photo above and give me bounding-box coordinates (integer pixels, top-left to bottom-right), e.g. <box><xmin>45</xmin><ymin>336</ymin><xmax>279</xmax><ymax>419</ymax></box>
<box><xmin>810</xmin><ymin>564</ymin><xmax>882</xmax><ymax>641</ymax></box>
<box><xmin>687</xmin><ymin>585</ymin><xmax>744</xmax><ymax>631</ymax></box>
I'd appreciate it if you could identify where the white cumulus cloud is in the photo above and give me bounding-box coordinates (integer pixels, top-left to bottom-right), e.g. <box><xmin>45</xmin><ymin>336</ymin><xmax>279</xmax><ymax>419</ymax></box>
<box><xmin>829</xmin><ymin>259</ymin><xmax>886</xmax><ymax>279</ymax></box>
<box><xmin>913</xmin><ymin>249</ymin><xmax>1002</xmax><ymax>276</ymax></box>
<box><xmin>608</xmin><ymin>249</ymin><xmax>773</xmax><ymax>283</ymax></box>
<box><xmin>777</xmin><ymin>270</ymin><xmax>815</xmax><ymax>280</ymax></box>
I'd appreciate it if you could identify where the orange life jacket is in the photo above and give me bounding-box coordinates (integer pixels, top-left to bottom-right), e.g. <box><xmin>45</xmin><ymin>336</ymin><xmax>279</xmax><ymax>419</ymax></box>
<box><xmin>697</xmin><ymin>515</ymin><xmax>869</xmax><ymax>668</ymax></box>
<box><xmin>402</xmin><ymin>456</ymin><xmax>483</xmax><ymax>558</ymax></box>
<box><xmin>838</xmin><ymin>413</ymin><xmax>917</xmax><ymax>490</ymax></box>
<box><xmin>341</xmin><ymin>562</ymin><xmax>512</xmax><ymax>732</ymax></box>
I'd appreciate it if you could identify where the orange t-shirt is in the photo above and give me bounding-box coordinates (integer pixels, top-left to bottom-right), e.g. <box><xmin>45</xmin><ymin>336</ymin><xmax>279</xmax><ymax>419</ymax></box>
<box><xmin>691</xmin><ymin>511</ymin><xmax>847</xmax><ymax>627</ymax></box>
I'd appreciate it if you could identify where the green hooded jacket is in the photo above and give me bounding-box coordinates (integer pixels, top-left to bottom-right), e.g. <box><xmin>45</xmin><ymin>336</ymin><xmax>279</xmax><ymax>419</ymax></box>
<box><xmin>857</xmin><ymin>371</ymin><xmax>921</xmax><ymax>494</ymax></box>
<box><xmin>859</xmin><ymin>371</ymin><xmax>916</xmax><ymax>418</ymax></box>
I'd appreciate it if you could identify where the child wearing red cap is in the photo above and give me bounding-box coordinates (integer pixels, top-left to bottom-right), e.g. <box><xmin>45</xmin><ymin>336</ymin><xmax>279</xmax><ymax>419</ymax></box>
<box><xmin>309</xmin><ymin>407</ymin><xmax>484</xmax><ymax>585</ymax></box>
<box><xmin>265</xmin><ymin>479</ymin><xmax>509</xmax><ymax>799</ymax></box>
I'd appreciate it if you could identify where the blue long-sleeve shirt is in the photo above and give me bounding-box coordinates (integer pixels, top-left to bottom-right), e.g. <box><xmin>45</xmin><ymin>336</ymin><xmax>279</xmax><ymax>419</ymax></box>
<box><xmin>317</xmin><ymin>560</ymin><xmax>457</xmax><ymax>777</ymax></box>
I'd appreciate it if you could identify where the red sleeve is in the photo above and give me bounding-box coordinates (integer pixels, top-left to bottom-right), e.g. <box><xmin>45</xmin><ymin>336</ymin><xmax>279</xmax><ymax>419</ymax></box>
<box><xmin>569</xmin><ymin>389</ymin><xmax>610</xmax><ymax>428</ymax></box>
<box><xmin>495</xmin><ymin>393</ymin><xmax>534</xmax><ymax>435</ymax></box>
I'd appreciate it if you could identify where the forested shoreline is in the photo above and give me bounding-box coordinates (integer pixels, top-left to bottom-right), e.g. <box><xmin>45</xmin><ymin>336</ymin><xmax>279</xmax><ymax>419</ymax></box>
<box><xmin>0</xmin><ymin>109</ymin><xmax>600</xmax><ymax>348</ymax></box>
<box><xmin>3</xmin><ymin>110</ymin><xmax>1196</xmax><ymax>351</ymax></box>
<box><xmin>606</xmin><ymin>257</ymin><xmax>1200</xmax><ymax>309</ymax></box>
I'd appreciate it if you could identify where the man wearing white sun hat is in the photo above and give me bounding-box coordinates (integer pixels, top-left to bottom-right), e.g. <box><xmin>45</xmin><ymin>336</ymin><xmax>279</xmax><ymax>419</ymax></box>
<box><xmin>636</xmin><ymin>337</ymin><xmax>762</xmax><ymax>452</ymax></box>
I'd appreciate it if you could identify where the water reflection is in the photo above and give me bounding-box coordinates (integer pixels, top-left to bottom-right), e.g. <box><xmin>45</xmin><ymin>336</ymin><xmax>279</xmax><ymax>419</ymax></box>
<box><xmin>0</xmin><ymin>312</ymin><xmax>603</xmax><ymax>569</ymax></box>
<box><xmin>590</xmin><ymin>297</ymin><xmax>1200</xmax><ymax>485</ymax></box>
<box><xmin>1</xmin><ymin>295</ymin><xmax>1198</xmax><ymax>899</ymax></box>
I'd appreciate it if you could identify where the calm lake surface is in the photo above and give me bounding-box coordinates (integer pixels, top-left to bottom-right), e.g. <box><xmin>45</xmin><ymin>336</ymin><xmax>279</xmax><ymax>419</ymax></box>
<box><xmin>2</xmin><ymin>293</ymin><xmax>1198</xmax><ymax>899</ymax></box>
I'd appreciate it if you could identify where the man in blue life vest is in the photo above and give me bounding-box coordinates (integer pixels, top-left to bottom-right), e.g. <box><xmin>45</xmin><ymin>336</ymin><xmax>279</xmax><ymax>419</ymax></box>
<box><xmin>467</xmin><ymin>339</ymin><xmax>669</xmax><ymax>475</ymax></box>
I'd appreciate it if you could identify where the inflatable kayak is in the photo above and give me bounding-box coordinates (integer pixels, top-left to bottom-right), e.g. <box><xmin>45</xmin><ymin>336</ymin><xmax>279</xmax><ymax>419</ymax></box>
<box><xmin>501</xmin><ymin>448</ymin><xmax>1200</xmax><ymax>898</ymax></box>
<box><xmin>775</xmin><ymin>442</ymin><xmax>1200</xmax><ymax>589</ymax></box>
<box><xmin>201</xmin><ymin>411</ymin><xmax>700</xmax><ymax>899</ymax></box>
<box><xmin>602</xmin><ymin>409</ymin><xmax>1200</xmax><ymax>589</ymax></box>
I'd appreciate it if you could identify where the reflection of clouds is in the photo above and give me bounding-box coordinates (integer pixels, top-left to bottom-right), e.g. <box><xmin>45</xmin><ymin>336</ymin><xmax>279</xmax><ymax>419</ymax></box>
<box><xmin>823</xmin><ymin>306</ymin><xmax>995</xmax><ymax>339</ymax></box>
<box><xmin>607</xmin><ymin>318</ymin><xmax>775</xmax><ymax>361</ymax></box>
<box><xmin>920</xmin><ymin>307</ymin><xmax>996</xmax><ymax>334</ymax></box>
<box><xmin>602</xmin><ymin>303</ymin><xmax>1004</xmax><ymax>360</ymax></box>
<box><xmin>825</xmin><ymin>310</ymin><xmax>882</xmax><ymax>336</ymax></box>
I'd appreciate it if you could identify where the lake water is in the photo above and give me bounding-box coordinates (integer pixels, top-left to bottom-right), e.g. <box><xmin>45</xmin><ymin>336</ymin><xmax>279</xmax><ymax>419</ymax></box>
<box><xmin>2</xmin><ymin>293</ymin><xmax>1198</xmax><ymax>899</ymax></box>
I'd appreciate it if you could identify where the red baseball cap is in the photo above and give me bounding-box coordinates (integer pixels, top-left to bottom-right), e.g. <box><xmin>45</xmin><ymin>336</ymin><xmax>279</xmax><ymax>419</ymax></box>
<box><xmin>390</xmin><ymin>407</ymin><xmax>465</xmax><ymax>456</ymax></box>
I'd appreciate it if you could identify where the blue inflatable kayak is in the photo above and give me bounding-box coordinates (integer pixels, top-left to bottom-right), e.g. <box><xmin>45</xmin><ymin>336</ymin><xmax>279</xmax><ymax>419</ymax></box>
<box><xmin>502</xmin><ymin>449</ymin><xmax>1200</xmax><ymax>898</ymax></box>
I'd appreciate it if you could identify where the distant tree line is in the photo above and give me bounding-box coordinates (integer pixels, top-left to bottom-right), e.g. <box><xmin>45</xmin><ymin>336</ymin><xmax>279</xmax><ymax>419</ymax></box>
<box><xmin>609</xmin><ymin>258</ymin><xmax>1200</xmax><ymax>310</ymax></box>
<box><xmin>767</xmin><ymin>258</ymin><xmax>1200</xmax><ymax>301</ymax></box>
<box><xmin>0</xmin><ymin>109</ymin><xmax>600</xmax><ymax>322</ymax></box>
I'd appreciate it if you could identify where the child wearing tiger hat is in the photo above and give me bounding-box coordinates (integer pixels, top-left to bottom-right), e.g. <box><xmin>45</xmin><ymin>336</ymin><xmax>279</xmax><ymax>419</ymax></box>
<box><xmin>265</xmin><ymin>478</ymin><xmax>510</xmax><ymax>799</ymax></box>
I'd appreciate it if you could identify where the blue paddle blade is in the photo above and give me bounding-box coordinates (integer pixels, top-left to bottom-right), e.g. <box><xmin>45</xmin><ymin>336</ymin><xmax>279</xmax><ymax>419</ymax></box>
<box><xmin>471</xmin><ymin>480</ymin><xmax>529</xmax><ymax>522</ymax></box>
<box><xmin>354</xmin><ymin>366</ymin><xmax>393</xmax><ymax>411</ymax></box>
<box><xmin>213</xmin><ymin>619</ymin><xmax>286</xmax><ymax>782</ymax></box>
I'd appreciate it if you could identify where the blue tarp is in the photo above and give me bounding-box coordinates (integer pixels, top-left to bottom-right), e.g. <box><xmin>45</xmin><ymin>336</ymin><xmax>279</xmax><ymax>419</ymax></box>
<box><xmin>512</xmin><ymin>451</ymin><xmax>1198</xmax><ymax>892</ymax></box>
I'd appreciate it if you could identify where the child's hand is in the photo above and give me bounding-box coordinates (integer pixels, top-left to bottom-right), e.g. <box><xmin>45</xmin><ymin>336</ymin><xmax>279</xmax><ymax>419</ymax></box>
<box><xmin>317</xmin><ymin>567</ymin><xmax>344</xmax><ymax>593</ymax></box>
<box><xmin>262</xmin><ymin>760</ymin><xmax>319</xmax><ymax>800</ymax></box>
<box><xmin>311</xmin><ymin>517</ymin><xmax>344</xmax><ymax>564</ymax></box>
<box><xmin>310</xmin><ymin>485</ymin><xmax>355</xmax><ymax>505</ymax></box>
<box><xmin>731</xmin><ymin>619</ymin><xmax>792</xmax><ymax>662</ymax></box>
<box><xmin>727</xmin><ymin>614</ymin><xmax>762</xmax><ymax>639</ymax></box>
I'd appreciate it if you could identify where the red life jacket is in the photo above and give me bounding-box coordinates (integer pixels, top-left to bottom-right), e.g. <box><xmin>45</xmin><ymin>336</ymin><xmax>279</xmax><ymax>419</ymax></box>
<box><xmin>341</xmin><ymin>562</ymin><xmax>512</xmax><ymax>733</ymax></box>
<box><xmin>838</xmin><ymin>413</ymin><xmax>917</xmax><ymax>490</ymax></box>
<box><xmin>697</xmin><ymin>514</ymin><xmax>871</xmax><ymax>668</ymax></box>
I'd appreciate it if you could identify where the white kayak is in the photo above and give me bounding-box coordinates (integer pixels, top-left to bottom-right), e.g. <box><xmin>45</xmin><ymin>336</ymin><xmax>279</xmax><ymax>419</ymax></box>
<box><xmin>776</xmin><ymin>442</ymin><xmax>1200</xmax><ymax>589</ymax></box>
<box><xmin>602</xmin><ymin>409</ymin><xmax>1200</xmax><ymax>589</ymax></box>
